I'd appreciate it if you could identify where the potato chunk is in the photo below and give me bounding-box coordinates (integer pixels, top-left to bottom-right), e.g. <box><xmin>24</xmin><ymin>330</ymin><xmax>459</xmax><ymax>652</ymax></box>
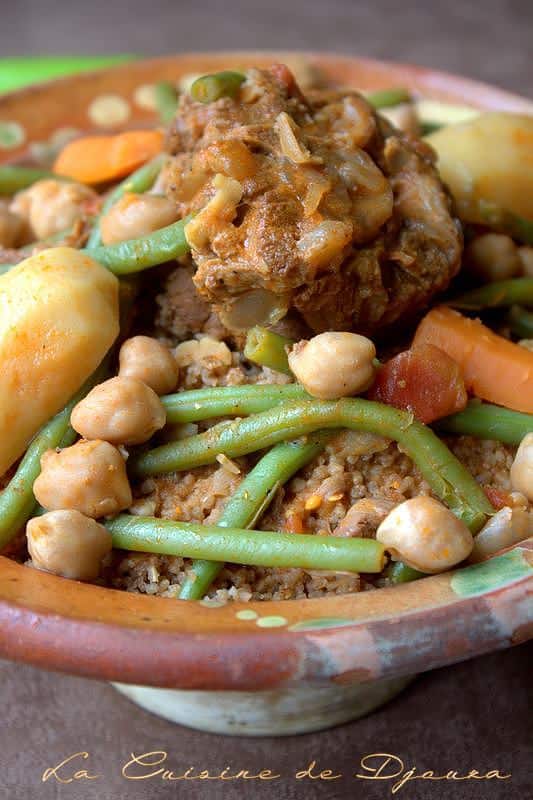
<box><xmin>428</xmin><ymin>112</ymin><xmax>533</xmax><ymax>222</ymax></box>
<box><xmin>0</xmin><ymin>247</ymin><xmax>119</xmax><ymax>475</ymax></box>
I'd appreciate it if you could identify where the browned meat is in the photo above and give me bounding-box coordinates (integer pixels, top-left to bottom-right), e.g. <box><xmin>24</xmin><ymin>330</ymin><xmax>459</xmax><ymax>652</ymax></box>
<box><xmin>164</xmin><ymin>66</ymin><xmax>462</xmax><ymax>334</ymax></box>
<box><xmin>156</xmin><ymin>264</ymin><xmax>212</xmax><ymax>339</ymax></box>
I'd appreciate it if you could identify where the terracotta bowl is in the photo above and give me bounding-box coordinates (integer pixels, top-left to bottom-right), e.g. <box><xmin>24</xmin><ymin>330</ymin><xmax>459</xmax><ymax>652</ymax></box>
<box><xmin>1</xmin><ymin>52</ymin><xmax>532</xmax><ymax>735</ymax></box>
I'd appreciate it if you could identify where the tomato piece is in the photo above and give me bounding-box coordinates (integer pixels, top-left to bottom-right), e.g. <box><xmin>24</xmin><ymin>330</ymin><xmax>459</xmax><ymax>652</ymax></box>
<box><xmin>483</xmin><ymin>486</ymin><xmax>513</xmax><ymax>510</ymax></box>
<box><xmin>367</xmin><ymin>343</ymin><xmax>468</xmax><ymax>424</ymax></box>
<box><xmin>269</xmin><ymin>64</ymin><xmax>303</xmax><ymax>99</ymax></box>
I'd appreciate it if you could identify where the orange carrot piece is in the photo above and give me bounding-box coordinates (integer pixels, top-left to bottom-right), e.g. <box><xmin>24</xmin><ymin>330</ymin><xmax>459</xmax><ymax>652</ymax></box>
<box><xmin>284</xmin><ymin>512</ymin><xmax>305</xmax><ymax>534</ymax></box>
<box><xmin>53</xmin><ymin>130</ymin><xmax>164</xmax><ymax>184</ymax></box>
<box><xmin>413</xmin><ymin>306</ymin><xmax>533</xmax><ymax>413</ymax></box>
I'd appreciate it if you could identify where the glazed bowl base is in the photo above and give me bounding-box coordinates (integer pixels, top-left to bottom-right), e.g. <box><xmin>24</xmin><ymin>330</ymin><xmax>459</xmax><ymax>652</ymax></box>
<box><xmin>112</xmin><ymin>675</ymin><xmax>415</xmax><ymax>736</ymax></box>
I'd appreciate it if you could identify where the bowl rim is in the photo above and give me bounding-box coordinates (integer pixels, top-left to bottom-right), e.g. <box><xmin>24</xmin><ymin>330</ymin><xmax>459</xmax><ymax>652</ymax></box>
<box><xmin>0</xmin><ymin>51</ymin><xmax>532</xmax><ymax>690</ymax></box>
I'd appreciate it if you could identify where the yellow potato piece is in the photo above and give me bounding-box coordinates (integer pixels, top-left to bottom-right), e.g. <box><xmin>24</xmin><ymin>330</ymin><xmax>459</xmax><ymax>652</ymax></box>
<box><xmin>428</xmin><ymin>112</ymin><xmax>533</xmax><ymax>222</ymax></box>
<box><xmin>0</xmin><ymin>247</ymin><xmax>119</xmax><ymax>476</ymax></box>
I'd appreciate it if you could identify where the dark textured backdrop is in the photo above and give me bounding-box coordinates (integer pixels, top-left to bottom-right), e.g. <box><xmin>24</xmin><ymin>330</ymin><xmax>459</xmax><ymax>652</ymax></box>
<box><xmin>2</xmin><ymin>0</ymin><xmax>533</xmax><ymax>96</ymax></box>
<box><xmin>1</xmin><ymin>1</ymin><xmax>532</xmax><ymax>798</ymax></box>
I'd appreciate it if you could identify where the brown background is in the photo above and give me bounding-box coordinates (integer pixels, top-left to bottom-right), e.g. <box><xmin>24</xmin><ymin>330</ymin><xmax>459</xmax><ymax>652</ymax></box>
<box><xmin>1</xmin><ymin>0</ymin><xmax>532</xmax><ymax>798</ymax></box>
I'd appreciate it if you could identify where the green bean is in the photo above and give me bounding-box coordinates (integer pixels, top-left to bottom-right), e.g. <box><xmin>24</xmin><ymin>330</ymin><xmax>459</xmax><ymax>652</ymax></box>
<box><xmin>107</xmin><ymin>514</ymin><xmax>385</xmax><ymax>575</ymax></box>
<box><xmin>179</xmin><ymin>430</ymin><xmax>333</xmax><ymax>599</ymax></box>
<box><xmin>366</xmin><ymin>88</ymin><xmax>411</xmax><ymax>109</ymax></box>
<box><xmin>244</xmin><ymin>326</ymin><xmax>293</xmax><ymax>374</ymax></box>
<box><xmin>386</xmin><ymin>561</ymin><xmax>426</xmax><ymax>584</ymax></box>
<box><xmin>0</xmin><ymin>165</ymin><xmax>60</xmax><ymax>195</ymax></box>
<box><xmin>478</xmin><ymin>201</ymin><xmax>533</xmax><ymax>246</ymax></box>
<box><xmin>437</xmin><ymin>401</ymin><xmax>533</xmax><ymax>445</ymax></box>
<box><xmin>131</xmin><ymin>398</ymin><xmax>494</xmax><ymax>532</ymax></box>
<box><xmin>86</xmin><ymin>154</ymin><xmax>167</xmax><ymax>249</ymax></box>
<box><xmin>163</xmin><ymin>384</ymin><xmax>309</xmax><ymax>424</ymax></box>
<box><xmin>420</xmin><ymin>121</ymin><xmax>443</xmax><ymax>136</ymax></box>
<box><xmin>190</xmin><ymin>71</ymin><xmax>245</xmax><ymax>103</ymax></box>
<box><xmin>0</xmin><ymin>359</ymin><xmax>108</xmax><ymax>549</ymax></box>
<box><xmin>451</xmin><ymin>278</ymin><xmax>533</xmax><ymax>311</ymax></box>
<box><xmin>85</xmin><ymin>214</ymin><xmax>191</xmax><ymax>274</ymax></box>
<box><xmin>154</xmin><ymin>81</ymin><xmax>179</xmax><ymax>124</ymax></box>
<box><xmin>507</xmin><ymin>305</ymin><xmax>533</xmax><ymax>339</ymax></box>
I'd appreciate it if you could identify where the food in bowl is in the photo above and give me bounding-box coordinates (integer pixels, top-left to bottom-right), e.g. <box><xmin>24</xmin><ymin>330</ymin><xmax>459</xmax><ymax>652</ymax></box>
<box><xmin>0</xmin><ymin>63</ymin><xmax>532</xmax><ymax>604</ymax></box>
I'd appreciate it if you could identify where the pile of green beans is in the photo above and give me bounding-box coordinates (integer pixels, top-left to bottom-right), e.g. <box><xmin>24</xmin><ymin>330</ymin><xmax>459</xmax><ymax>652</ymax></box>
<box><xmin>451</xmin><ymin>278</ymin><xmax>533</xmax><ymax>311</ymax></box>
<box><xmin>0</xmin><ymin>359</ymin><xmax>109</xmax><ymax>549</ymax></box>
<box><xmin>190</xmin><ymin>71</ymin><xmax>245</xmax><ymax>103</ymax></box>
<box><xmin>162</xmin><ymin>384</ymin><xmax>309</xmax><ymax>423</ymax></box>
<box><xmin>86</xmin><ymin>154</ymin><xmax>167</xmax><ymax>249</ymax></box>
<box><xmin>107</xmin><ymin>514</ymin><xmax>385</xmax><ymax>575</ymax></box>
<box><xmin>179</xmin><ymin>431</ymin><xmax>333</xmax><ymax>599</ymax></box>
<box><xmin>244</xmin><ymin>326</ymin><xmax>293</xmax><ymax>374</ymax></box>
<box><xmin>131</xmin><ymin>397</ymin><xmax>493</xmax><ymax>532</ymax></box>
<box><xmin>437</xmin><ymin>401</ymin><xmax>533</xmax><ymax>445</ymax></box>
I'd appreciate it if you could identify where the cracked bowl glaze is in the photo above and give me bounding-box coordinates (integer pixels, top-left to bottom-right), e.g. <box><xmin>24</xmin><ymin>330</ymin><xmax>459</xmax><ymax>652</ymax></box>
<box><xmin>0</xmin><ymin>54</ymin><xmax>532</xmax><ymax>730</ymax></box>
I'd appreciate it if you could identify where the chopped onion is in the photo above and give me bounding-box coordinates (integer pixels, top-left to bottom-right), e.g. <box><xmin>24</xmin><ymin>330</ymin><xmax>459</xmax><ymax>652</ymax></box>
<box><xmin>174</xmin><ymin>336</ymin><xmax>232</xmax><ymax>367</ymax></box>
<box><xmin>219</xmin><ymin>288</ymin><xmax>290</xmax><ymax>331</ymax></box>
<box><xmin>297</xmin><ymin>220</ymin><xmax>352</xmax><ymax>269</ymax></box>
<box><xmin>184</xmin><ymin>173</ymin><xmax>242</xmax><ymax>249</ymax></box>
<box><xmin>380</xmin><ymin>103</ymin><xmax>420</xmax><ymax>136</ymax></box>
<box><xmin>275</xmin><ymin>112</ymin><xmax>312</xmax><ymax>164</ymax></box>
<box><xmin>470</xmin><ymin>506</ymin><xmax>531</xmax><ymax>562</ymax></box>
<box><xmin>302</xmin><ymin>173</ymin><xmax>331</xmax><ymax>217</ymax></box>
<box><xmin>339</xmin><ymin>147</ymin><xmax>387</xmax><ymax>192</ymax></box>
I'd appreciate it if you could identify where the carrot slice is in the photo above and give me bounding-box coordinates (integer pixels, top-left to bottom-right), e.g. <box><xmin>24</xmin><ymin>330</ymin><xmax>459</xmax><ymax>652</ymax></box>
<box><xmin>413</xmin><ymin>306</ymin><xmax>533</xmax><ymax>413</ymax></box>
<box><xmin>53</xmin><ymin>130</ymin><xmax>164</xmax><ymax>184</ymax></box>
<box><xmin>284</xmin><ymin>512</ymin><xmax>305</xmax><ymax>534</ymax></box>
<box><xmin>367</xmin><ymin>343</ymin><xmax>468</xmax><ymax>423</ymax></box>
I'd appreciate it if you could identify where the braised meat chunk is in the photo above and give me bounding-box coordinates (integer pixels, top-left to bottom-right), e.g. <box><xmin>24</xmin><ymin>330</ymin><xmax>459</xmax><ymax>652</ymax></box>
<box><xmin>164</xmin><ymin>66</ymin><xmax>462</xmax><ymax>333</ymax></box>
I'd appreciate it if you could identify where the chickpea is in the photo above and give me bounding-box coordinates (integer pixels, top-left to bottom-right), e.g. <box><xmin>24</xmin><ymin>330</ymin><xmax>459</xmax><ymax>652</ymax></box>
<box><xmin>0</xmin><ymin>202</ymin><xmax>25</xmax><ymax>247</ymax></box>
<box><xmin>27</xmin><ymin>510</ymin><xmax>111</xmax><ymax>581</ymax></box>
<box><xmin>119</xmin><ymin>336</ymin><xmax>179</xmax><ymax>395</ymax></box>
<box><xmin>71</xmin><ymin>376</ymin><xmax>166</xmax><ymax>445</ymax></box>
<box><xmin>517</xmin><ymin>246</ymin><xmax>533</xmax><ymax>277</ymax></box>
<box><xmin>510</xmin><ymin>433</ymin><xmax>533</xmax><ymax>501</ymax></box>
<box><xmin>100</xmin><ymin>193</ymin><xmax>178</xmax><ymax>245</ymax></box>
<box><xmin>376</xmin><ymin>496</ymin><xmax>473</xmax><ymax>573</ymax></box>
<box><xmin>10</xmin><ymin>179</ymin><xmax>96</xmax><ymax>240</ymax></box>
<box><xmin>33</xmin><ymin>439</ymin><xmax>132</xmax><ymax>518</ymax></box>
<box><xmin>465</xmin><ymin>233</ymin><xmax>521</xmax><ymax>283</ymax></box>
<box><xmin>288</xmin><ymin>331</ymin><xmax>376</xmax><ymax>400</ymax></box>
